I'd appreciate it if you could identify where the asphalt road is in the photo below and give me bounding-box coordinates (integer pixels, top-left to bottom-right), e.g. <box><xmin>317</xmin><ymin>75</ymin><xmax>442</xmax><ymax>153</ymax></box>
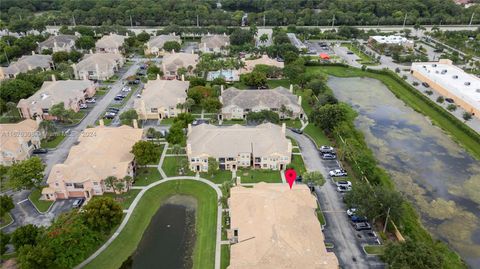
<box><xmin>287</xmin><ymin>130</ymin><xmax>384</xmax><ymax>269</ymax></box>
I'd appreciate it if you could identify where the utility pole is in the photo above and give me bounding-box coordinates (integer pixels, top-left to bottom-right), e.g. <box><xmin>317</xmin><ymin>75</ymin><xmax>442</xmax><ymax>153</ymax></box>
<box><xmin>4</xmin><ymin>48</ymin><xmax>9</xmax><ymax>65</ymax></box>
<box><xmin>130</xmin><ymin>15</ymin><xmax>133</xmax><ymax>28</ymax></box>
<box><xmin>263</xmin><ymin>14</ymin><xmax>266</xmax><ymax>27</ymax></box>
<box><xmin>196</xmin><ymin>15</ymin><xmax>199</xmax><ymax>27</ymax></box>
<box><xmin>402</xmin><ymin>13</ymin><xmax>408</xmax><ymax>29</ymax></box>
<box><xmin>469</xmin><ymin>12</ymin><xmax>475</xmax><ymax>26</ymax></box>
<box><xmin>331</xmin><ymin>14</ymin><xmax>336</xmax><ymax>29</ymax></box>
<box><xmin>72</xmin><ymin>15</ymin><xmax>76</xmax><ymax>26</ymax></box>
<box><xmin>383</xmin><ymin>207</ymin><xmax>391</xmax><ymax>233</ymax></box>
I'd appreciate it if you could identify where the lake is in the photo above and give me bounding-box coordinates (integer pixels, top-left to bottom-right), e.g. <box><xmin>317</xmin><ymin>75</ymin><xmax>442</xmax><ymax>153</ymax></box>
<box><xmin>328</xmin><ymin>76</ymin><xmax>480</xmax><ymax>268</ymax></box>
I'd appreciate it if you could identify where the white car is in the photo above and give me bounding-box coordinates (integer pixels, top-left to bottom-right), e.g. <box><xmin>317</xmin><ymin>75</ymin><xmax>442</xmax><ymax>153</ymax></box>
<box><xmin>337</xmin><ymin>185</ymin><xmax>352</xmax><ymax>192</ymax></box>
<box><xmin>122</xmin><ymin>86</ymin><xmax>131</xmax><ymax>92</ymax></box>
<box><xmin>329</xmin><ymin>169</ymin><xmax>348</xmax><ymax>177</ymax></box>
<box><xmin>320</xmin><ymin>145</ymin><xmax>334</xmax><ymax>153</ymax></box>
<box><xmin>347</xmin><ymin>208</ymin><xmax>357</xmax><ymax>216</ymax></box>
<box><xmin>136</xmin><ymin>93</ymin><xmax>141</xmax><ymax>98</ymax></box>
<box><xmin>79</xmin><ymin>103</ymin><xmax>88</xmax><ymax>109</ymax></box>
<box><xmin>336</xmin><ymin>180</ymin><xmax>352</xmax><ymax>188</ymax></box>
<box><xmin>85</xmin><ymin>98</ymin><xmax>96</xmax><ymax>103</ymax></box>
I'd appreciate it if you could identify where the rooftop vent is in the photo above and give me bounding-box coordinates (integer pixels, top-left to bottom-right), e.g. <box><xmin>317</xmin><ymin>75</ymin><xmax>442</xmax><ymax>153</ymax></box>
<box><xmin>441</xmin><ymin>69</ymin><xmax>447</xmax><ymax>74</ymax></box>
<box><xmin>476</xmin><ymin>89</ymin><xmax>480</xmax><ymax>93</ymax></box>
<box><xmin>452</xmin><ymin>75</ymin><xmax>458</xmax><ymax>79</ymax></box>
<box><xmin>40</xmin><ymin>93</ymin><xmax>49</xmax><ymax>100</ymax></box>
<box><xmin>432</xmin><ymin>64</ymin><xmax>437</xmax><ymax>67</ymax></box>
<box><xmin>464</xmin><ymin>82</ymin><xmax>471</xmax><ymax>86</ymax></box>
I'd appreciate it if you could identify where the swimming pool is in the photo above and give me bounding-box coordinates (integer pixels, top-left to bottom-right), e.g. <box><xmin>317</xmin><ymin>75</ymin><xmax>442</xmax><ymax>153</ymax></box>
<box><xmin>207</xmin><ymin>69</ymin><xmax>239</xmax><ymax>82</ymax></box>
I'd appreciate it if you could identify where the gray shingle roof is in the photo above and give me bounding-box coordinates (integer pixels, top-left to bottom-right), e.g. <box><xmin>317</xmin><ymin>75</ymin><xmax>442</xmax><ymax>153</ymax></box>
<box><xmin>221</xmin><ymin>87</ymin><xmax>302</xmax><ymax>113</ymax></box>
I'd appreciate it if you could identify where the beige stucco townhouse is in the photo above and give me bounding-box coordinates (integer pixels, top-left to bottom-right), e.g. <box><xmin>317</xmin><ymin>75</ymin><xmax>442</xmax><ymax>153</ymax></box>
<box><xmin>187</xmin><ymin>123</ymin><xmax>292</xmax><ymax>172</ymax></box>
<box><xmin>42</xmin><ymin>123</ymin><xmax>143</xmax><ymax>201</ymax></box>
<box><xmin>0</xmin><ymin>53</ymin><xmax>53</xmax><ymax>80</ymax></box>
<box><xmin>144</xmin><ymin>34</ymin><xmax>182</xmax><ymax>56</ymax></box>
<box><xmin>0</xmin><ymin>119</ymin><xmax>44</xmax><ymax>166</ymax></box>
<box><xmin>72</xmin><ymin>53</ymin><xmax>124</xmax><ymax>81</ymax></box>
<box><xmin>38</xmin><ymin>34</ymin><xmax>78</xmax><ymax>53</ymax></box>
<box><xmin>95</xmin><ymin>33</ymin><xmax>126</xmax><ymax>54</ymax></box>
<box><xmin>199</xmin><ymin>34</ymin><xmax>230</xmax><ymax>53</ymax></box>
<box><xmin>162</xmin><ymin>52</ymin><xmax>199</xmax><ymax>79</ymax></box>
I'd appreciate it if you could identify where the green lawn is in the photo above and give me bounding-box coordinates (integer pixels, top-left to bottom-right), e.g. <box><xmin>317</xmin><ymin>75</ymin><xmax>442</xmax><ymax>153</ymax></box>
<box><xmin>166</xmin><ymin>146</ymin><xmax>186</xmax><ymax>154</ymax></box>
<box><xmin>29</xmin><ymin>188</ymin><xmax>54</xmax><ymax>213</ymax></box>
<box><xmin>0</xmin><ymin>213</ymin><xmax>13</xmax><ymax>228</ymax></box>
<box><xmin>267</xmin><ymin>79</ymin><xmax>290</xmax><ymax>88</ymax></box>
<box><xmin>316</xmin><ymin>207</ymin><xmax>326</xmax><ymax>226</ymax></box>
<box><xmin>239</xmin><ymin>169</ymin><xmax>282</xmax><ymax>183</ymax></box>
<box><xmin>41</xmin><ymin>134</ymin><xmax>66</xmax><ymax>148</ymax></box>
<box><xmin>221</xmin><ymin>119</ymin><xmax>246</xmax><ymax>125</ymax></box>
<box><xmin>201</xmin><ymin>170</ymin><xmax>233</xmax><ymax>184</ymax></box>
<box><xmin>0</xmin><ymin>109</ymin><xmax>22</xmax><ymax>123</ymax></box>
<box><xmin>221</xmin><ymin>245</ymin><xmax>230</xmax><ymax>269</ymax></box>
<box><xmin>341</xmin><ymin>43</ymin><xmax>379</xmax><ymax>65</ymax></box>
<box><xmin>148</xmin><ymin>143</ymin><xmax>164</xmax><ymax>164</ymax></box>
<box><xmin>292</xmin><ymin>148</ymin><xmax>300</xmax><ymax>153</ymax></box>
<box><xmin>162</xmin><ymin>157</ymin><xmax>195</xmax><ymax>177</ymax></box>
<box><xmin>308</xmin><ymin>65</ymin><xmax>480</xmax><ymax>160</ymax></box>
<box><xmin>287</xmin><ymin>136</ymin><xmax>299</xmax><ymax>146</ymax></box>
<box><xmin>281</xmin><ymin>119</ymin><xmax>302</xmax><ymax>129</ymax></box>
<box><xmin>363</xmin><ymin>245</ymin><xmax>385</xmax><ymax>255</ymax></box>
<box><xmin>134</xmin><ymin>167</ymin><xmax>162</xmax><ymax>186</ymax></box>
<box><xmin>93</xmin><ymin>189</ymin><xmax>141</xmax><ymax>210</ymax></box>
<box><xmin>290</xmin><ymin>154</ymin><xmax>306</xmax><ymax>175</ymax></box>
<box><xmin>95</xmin><ymin>87</ymin><xmax>109</xmax><ymax>96</ymax></box>
<box><xmin>303</xmin><ymin>124</ymin><xmax>331</xmax><ymax>147</ymax></box>
<box><xmin>83</xmin><ymin>180</ymin><xmax>218</xmax><ymax>269</ymax></box>
<box><xmin>159</xmin><ymin>117</ymin><xmax>175</xmax><ymax>125</ymax></box>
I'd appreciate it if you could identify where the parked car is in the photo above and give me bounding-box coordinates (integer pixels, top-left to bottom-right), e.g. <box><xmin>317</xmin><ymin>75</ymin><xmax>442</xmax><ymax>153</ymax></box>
<box><xmin>321</xmin><ymin>153</ymin><xmax>336</xmax><ymax>160</ymax></box>
<box><xmin>337</xmin><ymin>185</ymin><xmax>351</xmax><ymax>192</ymax></box>
<box><xmin>136</xmin><ymin>93</ymin><xmax>141</xmax><ymax>98</ymax></box>
<box><xmin>350</xmin><ymin>215</ymin><xmax>368</xmax><ymax>223</ymax></box>
<box><xmin>445</xmin><ymin>98</ymin><xmax>454</xmax><ymax>103</ymax></box>
<box><xmin>329</xmin><ymin>169</ymin><xmax>348</xmax><ymax>177</ymax></box>
<box><xmin>336</xmin><ymin>180</ymin><xmax>352</xmax><ymax>187</ymax></box>
<box><xmin>354</xmin><ymin>222</ymin><xmax>372</xmax><ymax>231</ymax></box>
<box><xmin>114</xmin><ymin>96</ymin><xmax>122</xmax><ymax>101</ymax></box>
<box><xmin>108</xmin><ymin>107</ymin><xmax>120</xmax><ymax>112</ymax></box>
<box><xmin>295</xmin><ymin>175</ymin><xmax>302</xmax><ymax>182</ymax></box>
<box><xmin>104</xmin><ymin>114</ymin><xmax>115</xmax><ymax>119</ymax></box>
<box><xmin>79</xmin><ymin>103</ymin><xmax>88</xmax><ymax>109</ymax></box>
<box><xmin>422</xmin><ymin>82</ymin><xmax>430</xmax><ymax>88</ymax></box>
<box><xmin>292</xmin><ymin>128</ymin><xmax>303</xmax><ymax>134</ymax></box>
<box><xmin>320</xmin><ymin>145</ymin><xmax>334</xmax><ymax>153</ymax></box>
<box><xmin>32</xmin><ymin>148</ymin><xmax>48</xmax><ymax>154</ymax></box>
<box><xmin>72</xmin><ymin>198</ymin><xmax>85</xmax><ymax>208</ymax></box>
<box><xmin>347</xmin><ymin>208</ymin><xmax>357</xmax><ymax>216</ymax></box>
<box><xmin>85</xmin><ymin>98</ymin><xmax>96</xmax><ymax>103</ymax></box>
<box><xmin>121</xmin><ymin>86</ymin><xmax>131</xmax><ymax>92</ymax></box>
<box><xmin>347</xmin><ymin>51</ymin><xmax>354</xmax><ymax>55</ymax></box>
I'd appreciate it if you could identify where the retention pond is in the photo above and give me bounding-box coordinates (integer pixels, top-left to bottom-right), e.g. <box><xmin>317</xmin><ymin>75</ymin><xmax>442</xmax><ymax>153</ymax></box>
<box><xmin>121</xmin><ymin>195</ymin><xmax>197</xmax><ymax>269</ymax></box>
<box><xmin>328</xmin><ymin>76</ymin><xmax>480</xmax><ymax>267</ymax></box>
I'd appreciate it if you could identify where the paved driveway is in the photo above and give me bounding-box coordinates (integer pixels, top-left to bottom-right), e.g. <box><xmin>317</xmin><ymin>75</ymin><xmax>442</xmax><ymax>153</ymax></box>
<box><xmin>287</xmin><ymin>130</ymin><xmax>383</xmax><ymax>269</ymax></box>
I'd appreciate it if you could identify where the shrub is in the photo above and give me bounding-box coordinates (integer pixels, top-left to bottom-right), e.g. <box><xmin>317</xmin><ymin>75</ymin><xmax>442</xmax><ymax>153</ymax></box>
<box><xmin>446</xmin><ymin>104</ymin><xmax>457</xmax><ymax>112</ymax></box>
<box><xmin>436</xmin><ymin>96</ymin><xmax>444</xmax><ymax>103</ymax></box>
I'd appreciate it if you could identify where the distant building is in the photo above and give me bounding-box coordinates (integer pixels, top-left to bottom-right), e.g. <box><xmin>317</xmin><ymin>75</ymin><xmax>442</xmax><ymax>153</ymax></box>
<box><xmin>411</xmin><ymin>59</ymin><xmax>480</xmax><ymax>119</ymax></box>
<box><xmin>72</xmin><ymin>53</ymin><xmax>124</xmax><ymax>80</ymax></box>
<box><xmin>0</xmin><ymin>119</ymin><xmax>44</xmax><ymax>166</ymax></box>
<box><xmin>199</xmin><ymin>34</ymin><xmax>230</xmax><ymax>53</ymax></box>
<box><xmin>134</xmin><ymin>78</ymin><xmax>189</xmax><ymax>120</ymax></box>
<box><xmin>17</xmin><ymin>76</ymin><xmax>96</xmax><ymax>120</ymax></box>
<box><xmin>95</xmin><ymin>33</ymin><xmax>126</xmax><ymax>54</ymax></box>
<box><xmin>186</xmin><ymin>123</ymin><xmax>292</xmax><ymax>172</ymax></box>
<box><xmin>0</xmin><ymin>53</ymin><xmax>53</xmax><ymax>80</ymax></box>
<box><xmin>368</xmin><ymin>35</ymin><xmax>414</xmax><ymax>49</ymax></box>
<box><xmin>228</xmin><ymin>184</ymin><xmax>339</xmax><ymax>269</ymax></box>
<box><xmin>162</xmin><ymin>52</ymin><xmax>199</xmax><ymax>79</ymax></box>
<box><xmin>241</xmin><ymin>55</ymin><xmax>284</xmax><ymax>74</ymax></box>
<box><xmin>287</xmin><ymin>33</ymin><xmax>307</xmax><ymax>50</ymax></box>
<box><xmin>43</xmin><ymin>124</ymin><xmax>143</xmax><ymax>201</ymax></box>
<box><xmin>144</xmin><ymin>34</ymin><xmax>181</xmax><ymax>56</ymax></box>
<box><xmin>38</xmin><ymin>34</ymin><xmax>78</xmax><ymax>53</ymax></box>
<box><xmin>219</xmin><ymin>86</ymin><xmax>304</xmax><ymax>120</ymax></box>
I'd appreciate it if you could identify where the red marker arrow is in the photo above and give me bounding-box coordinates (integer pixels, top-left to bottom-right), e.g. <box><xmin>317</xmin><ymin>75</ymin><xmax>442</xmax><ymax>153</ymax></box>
<box><xmin>285</xmin><ymin>169</ymin><xmax>297</xmax><ymax>189</ymax></box>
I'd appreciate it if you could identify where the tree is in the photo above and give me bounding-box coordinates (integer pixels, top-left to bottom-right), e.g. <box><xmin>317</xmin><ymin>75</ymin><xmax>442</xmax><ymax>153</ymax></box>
<box><xmin>75</xmin><ymin>36</ymin><xmax>95</xmax><ymax>50</ymax></box>
<box><xmin>201</xmin><ymin>98</ymin><xmax>222</xmax><ymax>113</ymax></box>
<box><xmin>382</xmin><ymin>240</ymin><xmax>444</xmax><ymax>269</ymax></box>
<box><xmin>462</xmin><ymin>112</ymin><xmax>472</xmax><ymax>121</ymax></box>
<box><xmin>311</xmin><ymin>104</ymin><xmax>349</xmax><ymax>133</ymax></box>
<box><xmin>0</xmin><ymin>232</ymin><xmax>9</xmax><ymax>255</ymax></box>
<box><xmin>303</xmin><ymin>171</ymin><xmax>325</xmax><ymax>186</ymax></box>
<box><xmin>49</xmin><ymin>102</ymin><xmax>76</xmax><ymax>123</ymax></box>
<box><xmin>119</xmin><ymin>109</ymin><xmax>138</xmax><ymax>126</ymax></box>
<box><xmin>166</xmin><ymin>122</ymin><xmax>186</xmax><ymax>145</ymax></box>
<box><xmin>104</xmin><ymin>176</ymin><xmax>119</xmax><ymax>193</ymax></box>
<box><xmin>81</xmin><ymin>197</ymin><xmax>123</xmax><ymax>232</ymax></box>
<box><xmin>241</xmin><ymin>71</ymin><xmax>267</xmax><ymax>87</ymax></box>
<box><xmin>230</xmin><ymin>29</ymin><xmax>254</xmax><ymax>46</ymax></box>
<box><xmin>7</xmin><ymin>157</ymin><xmax>45</xmax><ymax>190</ymax></box>
<box><xmin>188</xmin><ymin>77</ymin><xmax>206</xmax><ymax>87</ymax></box>
<box><xmin>283</xmin><ymin>58</ymin><xmax>306</xmax><ymax>86</ymax></box>
<box><xmin>163</xmin><ymin>41</ymin><xmax>181</xmax><ymax>52</ymax></box>
<box><xmin>68</xmin><ymin>50</ymin><xmax>83</xmax><ymax>62</ymax></box>
<box><xmin>131</xmin><ymin>141</ymin><xmax>159</xmax><ymax>165</ymax></box>
<box><xmin>39</xmin><ymin>120</ymin><xmax>57</xmax><ymax>141</ymax></box>
<box><xmin>0</xmin><ymin>79</ymin><xmax>35</xmax><ymax>103</ymax></box>
<box><xmin>306</xmin><ymin>78</ymin><xmax>327</xmax><ymax>95</ymax></box>
<box><xmin>259</xmin><ymin>33</ymin><xmax>269</xmax><ymax>43</ymax></box>
<box><xmin>446</xmin><ymin>104</ymin><xmax>457</xmax><ymax>111</ymax></box>
<box><xmin>0</xmin><ymin>195</ymin><xmax>14</xmax><ymax>218</ymax></box>
<box><xmin>253</xmin><ymin>64</ymin><xmax>282</xmax><ymax>78</ymax></box>
<box><xmin>52</xmin><ymin>51</ymin><xmax>70</xmax><ymax>64</ymax></box>
<box><xmin>187</xmin><ymin>86</ymin><xmax>216</xmax><ymax>105</ymax></box>
<box><xmin>11</xmin><ymin>224</ymin><xmax>41</xmax><ymax>250</ymax></box>
<box><xmin>136</xmin><ymin>32</ymin><xmax>150</xmax><ymax>42</ymax></box>
<box><xmin>207</xmin><ymin>157</ymin><xmax>219</xmax><ymax>177</ymax></box>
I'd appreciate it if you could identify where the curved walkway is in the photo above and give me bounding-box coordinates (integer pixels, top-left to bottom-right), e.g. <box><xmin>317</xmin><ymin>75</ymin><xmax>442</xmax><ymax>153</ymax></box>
<box><xmin>75</xmin><ymin>176</ymin><xmax>223</xmax><ymax>269</ymax></box>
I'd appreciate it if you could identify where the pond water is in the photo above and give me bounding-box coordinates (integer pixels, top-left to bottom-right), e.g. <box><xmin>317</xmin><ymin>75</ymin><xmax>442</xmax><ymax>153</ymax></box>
<box><xmin>327</xmin><ymin>76</ymin><xmax>480</xmax><ymax>268</ymax></box>
<box><xmin>121</xmin><ymin>195</ymin><xmax>197</xmax><ymax>269</ymax></box>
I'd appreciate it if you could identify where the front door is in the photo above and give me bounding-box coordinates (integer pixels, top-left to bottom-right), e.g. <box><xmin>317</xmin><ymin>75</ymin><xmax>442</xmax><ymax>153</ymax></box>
<box><xmin>196</xmin><ymin>165</ymin><xmax>200</xmax><ymax>171</ymax></box>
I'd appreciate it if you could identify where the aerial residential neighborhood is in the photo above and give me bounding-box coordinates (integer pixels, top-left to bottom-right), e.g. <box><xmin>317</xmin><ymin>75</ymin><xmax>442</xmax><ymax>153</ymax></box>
<box><xmin>0</xmin><ymin>1</ymin><xmax>480</xmax><ymax>269</ymax></box>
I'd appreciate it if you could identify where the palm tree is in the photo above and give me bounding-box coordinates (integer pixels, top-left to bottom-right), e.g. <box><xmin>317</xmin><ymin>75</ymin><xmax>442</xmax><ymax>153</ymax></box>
<box><xmin>176</xmin><ymin>102</ymin><xmax>185</xmax><ymax>113</ymax></box>
<box><xmin>104</xmin><ymin>176</ymin><xmax>118</xmax><ymax>193</ymax></box>
<box><xmin>123</xmin><ymin>175</ymin><xmax>133</xmax><ymax>190</ymax></box>
<box><xmin>39</xmin><ymin>120</ymin><xmax>57</xmax><ymax>141</ymax></box>
<box><xmin>259</xmin><ymin>33</ymin><xmax>268</xmax><ymax>43</ymax></box>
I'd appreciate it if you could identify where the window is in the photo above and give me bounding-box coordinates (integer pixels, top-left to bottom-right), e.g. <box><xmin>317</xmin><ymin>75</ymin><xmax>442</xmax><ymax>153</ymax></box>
<box><xmin>65</xmin><ymin>183</ymin><xmax>73</xmax><ymax>187</ymax></box>
<box><xmin>73</xmin><ymin>183</ymin><xmax>84</xmax><ymax>189</ymax></box>
<box><xmin>93</xmin><ymin>182</ymin><xmax>98</xmax><ymax>186</ymax></box>
<box><xmin>42</xmin><ymin>108</ymin><xmax>49</xmax><ymax>113</ymax></box>
<box><xmin>227</xmin><ymin>157</ymin><xmax>235</xmax><ymax>161</ymax></box>
<box><xmin>151</xmin><ymin>108</ymin><xmax>158</xmax><ymax>113</ymax></box>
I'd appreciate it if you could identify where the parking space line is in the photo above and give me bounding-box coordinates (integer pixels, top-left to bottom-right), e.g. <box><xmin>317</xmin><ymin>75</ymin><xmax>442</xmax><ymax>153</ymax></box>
<box><xmin>17</xmin><ymin>199</ymin><xmax>29</xmax><ymax>204</ymax></box>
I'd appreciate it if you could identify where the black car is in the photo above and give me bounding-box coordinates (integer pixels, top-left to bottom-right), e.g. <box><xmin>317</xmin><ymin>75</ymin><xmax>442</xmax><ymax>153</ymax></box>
<box><xmin>114</xmin><ymin>96</ymin><xmax>123</xmax><ymax>101</ymax></box>
<box><xmin>108</xmin><ymin>107</ymin><xmax>120</xmax><ymax>112</ymax></box>
<box><xmin>422</xmin><ymin>82</ymin><xmax>430</xmax><ymax>88</ymax></box>
<box><xmin>351</xmin><ymin>215</ymin><xmax>368</xmax><ymax>223</ymax></box>
<box><xmin>347</xmin><ymin>51</ymin><xmax>354</xmax><ymax>55</ymax></box>
<box><xmin>295</xmin><ymin>175</ymin><xmax>302</xmax><ymax>182</ymax></box>
<box><xmin>32</xmin><ymin>148</ymin><xmax>48</xmax><ymax>154</ymax></box>
<box><xmin>104</xmin><ymin>114</ymin><xmax>115</xmax><ymax>119</ymax></box>
<box><xmin>292</xmin><ymin>128</ymin><xmax>303</xmax><ymax>134</ymax></box>
<box><xmin>445</xmin><ymin>98</ymin><xmax>454</xmax><ymax>103</ymax></box>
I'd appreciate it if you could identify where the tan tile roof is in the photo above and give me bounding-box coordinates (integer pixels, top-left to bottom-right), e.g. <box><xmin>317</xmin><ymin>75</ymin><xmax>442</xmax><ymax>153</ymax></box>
<box><xmin>95</xmin><ymin>33</ymin><xmax>126</xmax><ymax>49</ymax></box>
<box><xmin>2</xmin><ymin>54</ymin><xmax>52</xmax><ymax>75</ymax></box>
<box><xmin>147</xmin><ymin>35</ymin><xmax>181</xmax><ymax>49</ymax></box>
<box><xmin>134</xmin><ymin>79</ymin><xmax>189</xmax><ymax>110</ymax></box>
<box><xmin>47</xmin><ymin>125</ymin><xmax>143</xmax><ymax>184</ymax></box>
<box><xmin>229</xmin><ymin>184</ymin><xmax>339</xmax><ymax>269</ymax></box>
<box><xmin>200</xmin><ymin>35</ymin><xmax>230</xmax><ymax>50</ymax></box>
<box><xmin>221</xmin><ymin>87</ymin><xmax>302</xmax><ymax>114</ymax></box>
<box><xmin>243</xmin><ymin>55</ymin><xmax>284</xmax><ymax>71</ymax></box>
<box><xmin>38</xmin><ymin>35</ymin><xmax>78</xmax><ymax>49</ymax></box>
<box><xmin>0</xmin><ymin>119</ymin><xmax>39</xmax><ymax>153</ymax></box>
<box><xmin>75</xmin><ymin>53</ymin><xmax>123</xmax><ymax>73</ymax></box>
<box><xmin>187</xmin><ymin>123</ymin><xmax>290</xmax><ymax>157</ymax></box>
<box><xmin>162</xmin><ymin>52</ymin><xmax>199</xmax><ymax>72</ymax></box>
<box><xmin>17</xmin><ymin>80</ymin><xmax>94</xmax><ymax>109</ymax></box>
